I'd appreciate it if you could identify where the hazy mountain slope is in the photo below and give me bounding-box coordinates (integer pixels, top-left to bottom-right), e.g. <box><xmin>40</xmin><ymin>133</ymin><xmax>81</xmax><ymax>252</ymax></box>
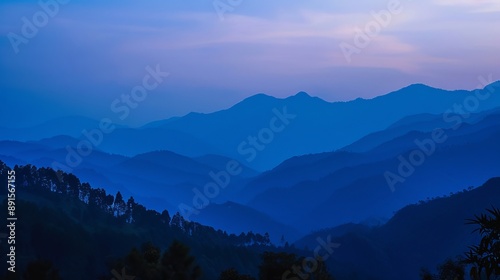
<box><xmin>97</xmin><ymin>127</ymin><xmax>221</xmax><ymax>157</ymax></box>
<box><xmin>0</xmin><ymin>140</ymin><xmax>256</xmax><ymax>214</ymax></box>
<box><xmin>155</xmin><ymin>82</ymin><xmax>500</xmax><ymax>170</ymax></box>
<box><xmin>245</xmin><ymin>111</ymin><xmax>500</xmax><ymax>230</ymax></box>
<box><xmin>342</xmin><ymin>106</ymin><xmax>500</xmax><ymax>153</ymax></box>
<box><xmin>302</xmin><ymin>126</ymin><xmax>500</xmax><ymax>229</ymax></box>
<box><xmin>294</xmin><ymin>177</ymin><xmax>500</xmax><ymax>280</ymax></box>
<box><xmin>4</xmin><ymin>83</ymin><xmax>499</xmax><ymax>171</ymax></box>
<box><xmin>240</xmin><ymin>107</ymin><xmax>500</xmax><ymax>200</ymax></box>
<box><xmin>194</xmin><ymin>154</ymin><xmax>259</xmax><ymax>178</ymax></box>
<box><xmin>0</xmin><ymin>116</ymin><xmax>98</xmax><ymax>140</ymax></box>
<box><xmin>190</xmin><ymin>201</ymin><xmax>303</xmax><ymax>244</ymax></box>
<box><xmin>238</xmin><ymin>151</ymin><xmax>368</xmax><ymax>202</ymax></box>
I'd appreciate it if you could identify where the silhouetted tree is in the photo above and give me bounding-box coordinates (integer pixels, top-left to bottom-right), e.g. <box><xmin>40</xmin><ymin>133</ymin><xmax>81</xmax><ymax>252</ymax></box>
<box><xmin>132</xmin><ymin>203</ymin><xmax>148</xmax><ymax>226</ymax></box>
<box><xmin>126</xmin><ymin>196</ymin><xmax>137</xmax><ymax>223</ymax></box>
<box><xmin>161</xmin><ymin>210</ymin><xmax>171</xmax><ymax>226</ymax></box>
<box><xmin>113</xmin><ymin>191</ymin><xmax>127</xmax><ymax>218</ymax></box>
<box><xmin>120</xmin><ymin>241</ymin><xmax>202</xmax><ymax>280</ymax></box>
<box><xmin>89</xmin><ymin>188</ymin><xmax>107</xmax><ymax>209</ymax></box>
<box><xmin>66</xmin><ymin>173</ymin><xmax>81</xmax><ymax>198</ymax></box>
<box><xmin>161</xmin><ymin>240</ymin><xmax>202</xmax><ymax>280</ymax></box>
<box><xmin>79</xmin><ymin>182</ymin><xmax>91</xmax><ymax>203</ymax></box>
<box><xmin>465</xmin><ymin>207</ymin><xmax>500</xmax><ymax>280</ymax></box>
<box><xmin>171</xmin><ymin>212</ymin><xmax>185</xmax><ymax>228</ymax></box>
<box><xmin>105</xmin><ymin>194</ymin><xmax>114</xmax><ymax>213</ymax></box>
<box><xmin>264</xmin><ymin>233</ymin><xmax>271</xmax><ymax>245</ymax></box>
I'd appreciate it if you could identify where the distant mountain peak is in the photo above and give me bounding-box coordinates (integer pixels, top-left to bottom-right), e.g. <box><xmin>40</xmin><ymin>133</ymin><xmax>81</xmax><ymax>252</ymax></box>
<box><xmin>228</xmin><ymin>93</ymin><xmax>278</xmax><ymax>110</ymax></box>
<box><xmin>400</xmin><ymin>81</ymin><xmax>500</xmax><ymax>95</ymax></box>
<box><xmin>380</xmin><ymin>83</ymin><xmax>439</xmax><ymax>98</ymax></box>
<box><xmin>286</xmin><ymin>91</ymin><xmax>326</xmax><ymax>103</ymax></box>
<box><xmin>245</xmin><ymin>93</ymin><xmax>276</xmax><ymax>101</ymax></box>
<box><xmin>234</xmin><ymin>93</ymin><xmax>276</xmax><ymax>105</ymax></box>
<box><xmin>403</xmin><ymin>83</ymin><xmax>434</xmax><ymax>91</ymax></box>
<box><xmin>294</xmin><ymin>91</ymin><xmax>311</xmax><ymax>98</ymax></box>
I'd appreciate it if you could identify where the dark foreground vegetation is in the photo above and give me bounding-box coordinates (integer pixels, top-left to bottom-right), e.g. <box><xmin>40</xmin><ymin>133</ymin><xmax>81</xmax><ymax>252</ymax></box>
<box><xmin>1</xmin><ymin>161</ymin><xmax>498</xmax><ymax>280</ymax></box>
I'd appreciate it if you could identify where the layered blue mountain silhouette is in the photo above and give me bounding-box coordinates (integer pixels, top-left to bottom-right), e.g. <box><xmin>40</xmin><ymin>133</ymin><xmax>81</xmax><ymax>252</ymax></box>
<box><xmin>4</xmin><ymin>82</ymin><xmax>500</xmax><ymax>171</ymax></box>
<box><xmin>244</xmin><ymin>107</ymin><xmax>500</xmax><ymax>230</ymax></box>
<box><xmin>1</xmin><ymin>81</ymin><xmax>499</xmax><ymax>247</ymax></box>
<box><xmin>294</xmin><ymin>177</ymin><xmax>500</xmax><ymax>280</ymax></box>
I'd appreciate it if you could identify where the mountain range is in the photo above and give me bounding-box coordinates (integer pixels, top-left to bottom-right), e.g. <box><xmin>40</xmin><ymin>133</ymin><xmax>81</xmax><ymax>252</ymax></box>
<box><xmin>3</xmin><ymin>82</ymin><xmax>500</xmax><ymax>171</ymax></box>
<box><xmin>2</xmin><ymin>81</ymin><xmax>500</xmax><ymax>279</ymax></box>
<box><xmin>1</xmin><ymin>81</ymin><xmax>499</xmax><ymax>243</ymax></box>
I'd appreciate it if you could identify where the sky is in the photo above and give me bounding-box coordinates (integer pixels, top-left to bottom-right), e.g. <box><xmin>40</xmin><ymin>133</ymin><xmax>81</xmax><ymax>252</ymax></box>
<box><xmin>1</xmin><ymin>0</ymin><xmax>499</xmax><ymax>127</ymax></box>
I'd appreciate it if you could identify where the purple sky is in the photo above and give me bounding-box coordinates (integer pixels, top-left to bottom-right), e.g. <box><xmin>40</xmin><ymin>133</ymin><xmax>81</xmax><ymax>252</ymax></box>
<box><xmin>1</xmin><ymin>0</ymin><xmax>499</xmax><ymax>127</ymax></box>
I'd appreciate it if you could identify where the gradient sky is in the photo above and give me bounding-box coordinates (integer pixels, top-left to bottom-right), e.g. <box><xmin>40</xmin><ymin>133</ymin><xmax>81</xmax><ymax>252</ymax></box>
<box><xmin>1</xmin><ymin>0</ymin><xmax>499</xmax><ymax>127</ymax></box>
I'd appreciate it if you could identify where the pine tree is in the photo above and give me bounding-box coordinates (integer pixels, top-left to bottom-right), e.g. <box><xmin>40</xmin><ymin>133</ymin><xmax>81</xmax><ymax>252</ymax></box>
<box><xmin>113</xmin><ymin>191</ymin><xmax>127</xmax><ymax>217</ymax></box>
<box><xmin>162</xmin><ymin>240</ymin><xmax>202</xmax><ymax>280</ymax></box>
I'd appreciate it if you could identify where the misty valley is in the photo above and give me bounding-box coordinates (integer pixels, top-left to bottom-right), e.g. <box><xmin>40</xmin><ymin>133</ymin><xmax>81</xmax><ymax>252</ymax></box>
<box><xmin>1</xmin><ymin>82</ymin><xmax>500</xmax><ymax>279</ymax></box>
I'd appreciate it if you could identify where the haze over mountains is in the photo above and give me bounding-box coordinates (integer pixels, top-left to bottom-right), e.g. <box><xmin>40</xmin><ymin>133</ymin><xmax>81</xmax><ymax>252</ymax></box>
<box><xmin>3</xmin><ymin>81</ymin><xmax>500</xmax><ymax>170</ymax></box>
<box><xmin>1</xmin><ymin>81</ymin><xmax>500</xmax><ymax>241</ymax></box>
<box><xmin>2</xmin><ymin>81</ymin><xmax>500</xmax><ymax>278</ymax></box>
<box><xmin>294</xmin><ymin>177</ymin><xmax>500</xmax><ymax>280</ymax></box>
